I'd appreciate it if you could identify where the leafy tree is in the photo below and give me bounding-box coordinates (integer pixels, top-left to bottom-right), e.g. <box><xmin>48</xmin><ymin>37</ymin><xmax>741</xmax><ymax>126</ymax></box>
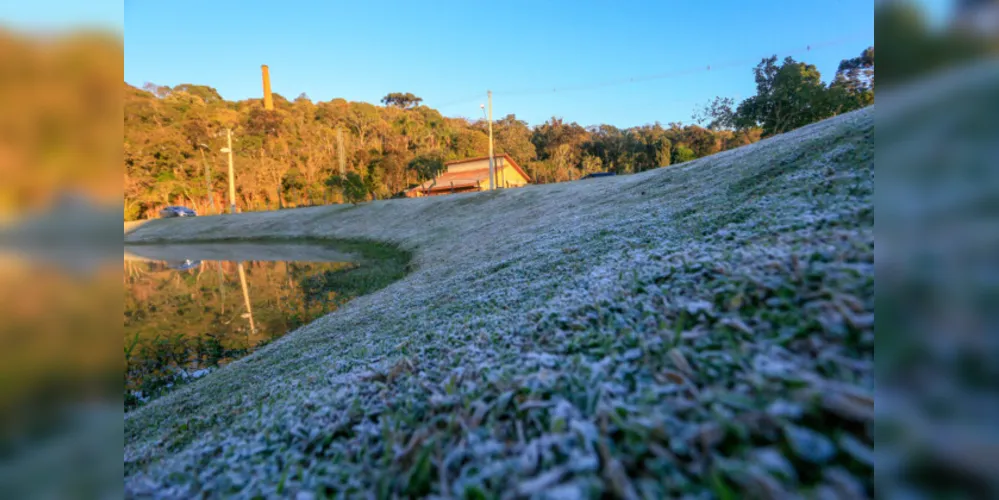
<box><xmin>693</xmin><ymin>97</ymin><xmax>737</xmax><ymax>130</ymax></box>
<box><xmin>364</xmin><ymin>160</ymin><xmax>392</xmax><ymax>200</ymax></box>
<box><xmin>734</xmin><ymin>56</ymin><xmax>834</xmax><ymax>136</ymax></box>
<box><xmin>142</xmin><ymin>82</ymin><xmax>172</xmax><ymax>98</ymax></box>
<box><xmin>829</xmin><ymin>47</ymin><xmax>875</xmax><ymax>112</ymax></box>
<box><xmin>368</xmin><ymin>152</ymin><xmax>409</xmax><ymax>195</ymax></box>
<box><xmin>326</xmin><ymin>172</ymin><xmax>368</xmax><ymax>205</ymax></box>
<box><xmin>346</xmin><ymin>102</ymin><xmax>380</xmax><ymax>147</ymax></box>
<box><xmin>245</xmin><ymin>108</ymin><xmax>283</xmax><ymax>137</ymax></box>
<box><xmin>282</xmin><ymin>167</ymin><xmax>306</xmax><ymax>205</ymax></box>
<box><xmin>533</xmin><ymin>118</ymin><xmax>589</xmax><ymax>180</ymax></box>
<box><xmin>448</xmin><ymin>127</ymin><xmax>489</xmax><ymax>160</ymax></box>
<box><xmin>172</xmin><ymin>84</ymin><xmax>223</xmax><ymax>104</ymax></box>
<box><xmin>408</xmin><ymin>154</ymin><xmax>446</xmax><ymax>195</ymax></box>
<box><xmin>488</xmin><ymin>114</ymin><xmax>537</xmax><ymax>166</ymax></box>
<box><xmin>672</xmin><ymin>144</ymin><xmax>696</xmax><ymax>164</ymax></box>
<box><xmin>676</xmin><ymin>125</ymin><xmax>719</xmax><ymax>158</ymax></box>
<box><xmin>631</xmin><ymin>124</ymin><xmax>672</xmax><ymax>170</ymax></box>
<box><xmin>381</xmin><ymin>92</ymin><xmax>423</xmax><ymax>109</ymax></box>
<box><xmin>580</xmin><ymin>154</ymin><xmax>604</xmax><ymax>175</ymax></box>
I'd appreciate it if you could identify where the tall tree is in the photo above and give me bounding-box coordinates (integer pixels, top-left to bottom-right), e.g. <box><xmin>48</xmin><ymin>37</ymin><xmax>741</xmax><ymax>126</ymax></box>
<box><xmin>484</xmin><ymin>114</ymin><xmax>536</xmax><ymax>166</ymax></box>
<box><xmin>693</xmin><ymin>97</ymin><xmax>737</xmax><ymax>131</ymax></box>
<box><xmin>734</xmin><ymin>56</ymin><xmax>833</xmax><ymax>136</ymax></box>
<box><xmin>408</xmin><ymin>154</ymin><xmax>446</xmax><ymax>195</ymax></box>
<box><xmin>326</xmin><ymin>172</ymin><xmax>368</xmax><ymax>205</ymax></box>
<box><xmin>829</xmin><ymin>47</ymin><xmax>875</xmax><ymax>112</ymax></box>
<box><xmin>381</xmin><ymin>92</ymin><xmax>423</xmax><ymax>109</ymax></box>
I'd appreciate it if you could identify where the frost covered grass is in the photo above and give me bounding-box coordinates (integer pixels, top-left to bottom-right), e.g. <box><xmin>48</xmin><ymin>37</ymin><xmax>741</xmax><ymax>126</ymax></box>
<box><xmin>124</xmin><ymin>107</ymin><xmax>873</xmax><ymax>498</ymax></box>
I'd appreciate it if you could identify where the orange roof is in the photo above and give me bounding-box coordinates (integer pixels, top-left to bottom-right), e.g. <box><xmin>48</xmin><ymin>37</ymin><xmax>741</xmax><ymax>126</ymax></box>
<box><xmin>410</xmin><ymin>168</ymin><xmax>489</xmax><ymax>192</ymax></box>
<box><xmin>444</xmin><ymin>153</ymin><xmax>532</xmax><ymax>183</ymax></box>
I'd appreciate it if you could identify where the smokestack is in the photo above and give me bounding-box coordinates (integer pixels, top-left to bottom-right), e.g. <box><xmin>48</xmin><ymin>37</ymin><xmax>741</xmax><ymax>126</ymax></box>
<box><xmin>261</xmin><ymin>64</ymin><xmax>274</xmax><ymax>110</ymax></box>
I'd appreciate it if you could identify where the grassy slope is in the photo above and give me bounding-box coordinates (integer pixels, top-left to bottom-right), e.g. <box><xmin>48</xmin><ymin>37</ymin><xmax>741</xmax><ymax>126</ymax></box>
<box><xmin>125</xmin><ymin>107</ymin><xmax>873</xmax><ymax>498</ymax></box>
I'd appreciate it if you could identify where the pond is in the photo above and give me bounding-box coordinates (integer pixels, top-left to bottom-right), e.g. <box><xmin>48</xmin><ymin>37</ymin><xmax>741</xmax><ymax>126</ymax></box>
<box><xmin>123</xmin><ymin>241</ymin><xmax>410</xmax><ymax>411</ymax></box>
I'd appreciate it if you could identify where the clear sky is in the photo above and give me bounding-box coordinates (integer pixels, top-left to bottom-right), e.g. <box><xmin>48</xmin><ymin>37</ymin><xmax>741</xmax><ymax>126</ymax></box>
<box><xmin>107</xmin><ymin>1</ymin><xmax>877</xmax><ymax>128</ymax></box>
<box><xmin>1</xmin><ymin>0</ymin><xmax>122</xmax><ymax>32</ymax></box>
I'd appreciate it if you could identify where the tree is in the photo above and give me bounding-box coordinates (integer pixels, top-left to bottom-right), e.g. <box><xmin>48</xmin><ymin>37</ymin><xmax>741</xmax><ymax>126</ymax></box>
<box><xmin>835</xmin><ymin>47</ymin><xmax>874</xmax><ymax>92</ymax></box>
<box><xmin>281</xmin><ymin>167</ymin><xmax>306</xmax><ymax>206</ymax></box>
<box><xmin>381</xmin><ymin>92</ymin><xmax>423</xmax><ymax>109</ymax></box>
<box><xmin>369</xmin><ymin>152</ymin><xmax>409</xmax><ymax>194</ymax></box>
<box><xmin>488</xmin><ymin>114</ymin><xmax>537</xmax><ymax>166</ymax></box>
<box><xmin>580</xmin><ymin>154</ymin><xmax>604</xmax><ymax>175</ymax></box>
<box><xmin>672</xmin><ymin>144</ymin><xmax>696</xmax><ymax>164</ymax></box>
<box><xmin>680</xmin><ymin>125</ymin><xmax>720</xmax><ymax>158</ymax></box>
<box><xmin>172</xmin><ymin>84</ymin><xmax>223</xmax><ymax>104</ymax></box>
<box><xmin>448</xmin><ymin>127</ymin><xmax>489</xmax><ymax>160</ymax></box>
<box><xmin>346</xmin><ymin>102</ymin><xmax>380</xmax><ymax>147</ymax></box>
<box><xmin>532</xmin><ymin>117</ymin><xmax>589</xmax><ymax>180</ymax></box>
<box><xmin>631</xmin><ymin>124</ymin><xmax>671</xmax><ymax>170</ymax></box>
<box><xmin>693</xmin><ymin>96</ymin><xmax>737</xmax><ymax>130</ymax></box>
<box><xmin>829</xmin><ymin>47</ymin><xmax>875</xmax><ymax>113</ymax></box>
<box><xmin>326</xmin><ymin>172</ymin><xmax>368</xmax><ymax>205</ymax></box>
<box><xmin>734</xmin><ymin>56</ymin><xmax>834</xmax><ymax>136</ymax></box>
<box><xmin>408</xmin><ymin>154</ymin><xmax>446</xmax><ymax>195</ymax></box>
<box><xmin>245</xmin><ymin>108</ymin><xmax>283</xmax><ymax>137</ymax></box>
<box><xmin>365</xmin><ymin>163</ymin><xmax>389</xmax><ymax>200</ymax></box>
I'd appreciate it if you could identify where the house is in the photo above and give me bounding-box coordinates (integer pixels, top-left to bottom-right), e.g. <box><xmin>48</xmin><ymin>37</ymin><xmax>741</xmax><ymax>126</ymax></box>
<box><xmin>404</xmin><ymin>154</ymin><xmax>531</xmax><ymax>197</ymax></box>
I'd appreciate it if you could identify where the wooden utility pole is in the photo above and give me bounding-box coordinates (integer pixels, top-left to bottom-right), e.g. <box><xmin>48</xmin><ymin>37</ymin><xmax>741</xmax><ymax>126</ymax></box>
<box><xmin>336</xmin><ymin>128</ymin><xmax>346</xmax><ymax>176</ymax></box>
<box><xmin>487</xmin><ymin>90</ymin><xmax>495</xmax><ymax>190</ymax></box>
<box><xmin>237</xmin><ymin>262</ymin><xmax>257</xmax><ymax>337</ymax></box>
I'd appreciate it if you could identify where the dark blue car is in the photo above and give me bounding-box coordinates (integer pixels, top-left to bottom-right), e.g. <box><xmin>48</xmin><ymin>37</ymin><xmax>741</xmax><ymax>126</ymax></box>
<box><xmin>159</xmin><ymin>206</ymin><xmax>197</xmax><ymax>218</ymax></box>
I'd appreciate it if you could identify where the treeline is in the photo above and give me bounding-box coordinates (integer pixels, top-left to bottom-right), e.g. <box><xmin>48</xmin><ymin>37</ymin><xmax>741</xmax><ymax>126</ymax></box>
<box><xmin>124</xmin><ymin>47</ymin><xmax>873</xmax><ymax>220</ymax></box>
<box><xmin>695</xmin><ymin>49</ymin><xmax>874</xmax><ymax>137</ymax></box>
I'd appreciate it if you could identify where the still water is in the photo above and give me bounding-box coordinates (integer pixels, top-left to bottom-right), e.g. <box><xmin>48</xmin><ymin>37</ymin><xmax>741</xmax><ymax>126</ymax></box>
<box><xmin>123</xmin><ymin>242</ymin><xmax>409</xmax><ymax>411</ymax></box>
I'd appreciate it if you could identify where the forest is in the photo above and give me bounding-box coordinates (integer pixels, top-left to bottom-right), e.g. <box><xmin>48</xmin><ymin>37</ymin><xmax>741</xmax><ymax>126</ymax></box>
<box><xmin>124</xmin><ymin>48</ymin><xmax>873</xmax><ymax>220</ymax></box>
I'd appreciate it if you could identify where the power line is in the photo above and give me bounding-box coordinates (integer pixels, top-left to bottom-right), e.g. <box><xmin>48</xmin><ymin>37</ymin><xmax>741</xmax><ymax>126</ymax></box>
<box><xmin>434</xmin><ymin>93</ymin><xmax>487</xmax><ymax>109</ymax></box>
<box><xmin>494</xmin><ymin>32</ymin><xmax>869</xmax><ymax>98</ymax></box>
<box><xmin>427</xmin><ymin>32</ymin><xmax>869</xmax><ymax>117</ymax></box>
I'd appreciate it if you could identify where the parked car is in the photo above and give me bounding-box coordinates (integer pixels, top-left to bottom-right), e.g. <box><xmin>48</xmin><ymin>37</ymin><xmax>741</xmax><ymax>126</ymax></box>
<box><xmin>582</xmin><ymin>172</ymin><xmax>616</xmax><ymax>179</ymax></box>
<box><xmin>167</xmin><ymin>259</ymin><xmax>201</xmax><ymax>271</ymax></box>
<box><xmin>159</xmin><ymin>206</ymin><xmax>197</xmax><ymax>218</ymax></box>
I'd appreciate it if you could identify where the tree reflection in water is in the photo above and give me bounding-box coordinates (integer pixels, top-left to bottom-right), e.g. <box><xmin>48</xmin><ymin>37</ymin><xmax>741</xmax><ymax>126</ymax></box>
<box><xmin>123</xmin><ymin>259</ymin><xmax>357</xmax><ymax>410</ymax></box>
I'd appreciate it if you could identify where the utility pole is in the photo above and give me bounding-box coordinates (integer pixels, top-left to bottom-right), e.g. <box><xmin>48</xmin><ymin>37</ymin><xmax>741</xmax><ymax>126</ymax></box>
<box><xmin>223</xmin><ymin>128</ymin><xmax>236</xmax><ymax>214</ymax></box>
<box><xmin>487</xmin><ymin>90</ymin><xmax>495</xmax><ymax>190</ymax></box>
<box><xmin>237</xmin><ymin>262</ymin><xmax>257</xmax><ymax>338</ymax></box>
<box><xmin>336</xmin><ymin>127</ymin><xmax>346</xmax><ymax>176</ymax></box>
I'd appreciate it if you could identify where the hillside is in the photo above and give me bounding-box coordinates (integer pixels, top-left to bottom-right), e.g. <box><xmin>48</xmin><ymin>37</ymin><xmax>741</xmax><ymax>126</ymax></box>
<box><xmin>125</xmin><ymin>106</ymin><xmax>873</xmax><ymax>498</ymax></box>
<box><xmin>124</xmin><ymin>81</ymin><xmax>766</xmax><ymax>221</ymax></box>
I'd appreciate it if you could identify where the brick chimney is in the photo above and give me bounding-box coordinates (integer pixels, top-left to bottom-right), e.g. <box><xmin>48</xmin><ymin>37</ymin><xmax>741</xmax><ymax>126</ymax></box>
<box><xmin>261</xmin><ymin>64</ymin><xmax>274</xmax><ymax>110</ymax></box>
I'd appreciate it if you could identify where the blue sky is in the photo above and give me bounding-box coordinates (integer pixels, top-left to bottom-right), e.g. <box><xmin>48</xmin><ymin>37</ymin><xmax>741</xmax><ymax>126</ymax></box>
<box><xmin>15</xmin><ymin>1</ymin><xmax>880</xmax><ymax>127</ymax></box>
<box><xmin>119</xmin><ymin>0</ymin><xmax>878</xmax><ymax>127</ymax></box>
<box><xmin>1</xmin><ymin>1</ymin><xmax>123</xmax><ymax>32</ymax></box>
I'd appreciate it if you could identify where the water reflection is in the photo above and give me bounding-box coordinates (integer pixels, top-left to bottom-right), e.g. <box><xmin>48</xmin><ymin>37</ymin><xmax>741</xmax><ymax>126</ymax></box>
<box><xmin>123</xmin><ymin>257</ymin><xmax>356</xmax><ymax>410</ymax></box>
